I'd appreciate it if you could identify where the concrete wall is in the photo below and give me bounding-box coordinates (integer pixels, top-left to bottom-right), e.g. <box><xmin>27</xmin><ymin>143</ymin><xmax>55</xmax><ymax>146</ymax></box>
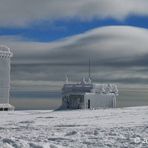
<box><xmin>84</xmin><ymin>93</ymin><xmax>116</xmax><ymax>109</ymax></box>
<box><xmin>0</xmin><ymin>58</ymin><xmax>10</xmax><ymax>104</ymax></box>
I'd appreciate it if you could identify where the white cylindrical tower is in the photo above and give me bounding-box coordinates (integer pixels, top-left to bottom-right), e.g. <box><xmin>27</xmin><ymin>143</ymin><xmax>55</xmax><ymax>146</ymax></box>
<box><xmin>0</xmin><ymin>45</ymin><xmax>14</xmax><ymax>111</ymax></box>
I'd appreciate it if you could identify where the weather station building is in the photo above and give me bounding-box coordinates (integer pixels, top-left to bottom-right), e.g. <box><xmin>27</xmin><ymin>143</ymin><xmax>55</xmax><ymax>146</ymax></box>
<box><xmin>61</xmin><ymin>77</ymin><xmax>118</xmax><ymax>110</ymax></box>
<box><xmin>0</xmin><ymin>45</ymin><xmax>14</xmax><ymax>111</ymax></box>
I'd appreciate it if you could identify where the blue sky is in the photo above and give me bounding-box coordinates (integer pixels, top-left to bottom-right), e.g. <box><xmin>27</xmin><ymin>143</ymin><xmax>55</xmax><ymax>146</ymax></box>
<box><xmin>1</xmin><ymin>0</ymin><xmax>148</xmax><ymax>87</ymax></box>
<box><xmin>0</xmin><ymin>16</ymin><xmax>148</xmax><ymax>42</ymax></box>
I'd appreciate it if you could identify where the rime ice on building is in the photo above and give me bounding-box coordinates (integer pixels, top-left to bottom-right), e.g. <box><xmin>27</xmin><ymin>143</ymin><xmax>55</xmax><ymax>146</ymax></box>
<box><xmin>0</xmin><ymin>45</ymin><xmax>14</xmax><ymax>111</ymax></box>
<box><xmin>61</xmin><ymin>77</ymin><xmax>118</xmax><ymax>109</ymax></box>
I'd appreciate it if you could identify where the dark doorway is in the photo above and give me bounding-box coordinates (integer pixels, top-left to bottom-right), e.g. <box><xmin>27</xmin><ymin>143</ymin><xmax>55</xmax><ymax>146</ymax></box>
<box><xmin>4</xmin><ymin>108</ymin><xmax>8</xmax><ymax>111</ymax></box>
<box><xmin>88</xmin><ymin>99</ymin><xmax>90</xmax><ymax>109</ymax></box>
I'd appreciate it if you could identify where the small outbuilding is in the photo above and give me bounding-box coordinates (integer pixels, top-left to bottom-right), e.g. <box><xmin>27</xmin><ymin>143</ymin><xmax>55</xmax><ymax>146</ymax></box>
<box><xmin>61</xmin><ymin>78</ymin><xmax>118</xmax><ymax>109</ymax></box>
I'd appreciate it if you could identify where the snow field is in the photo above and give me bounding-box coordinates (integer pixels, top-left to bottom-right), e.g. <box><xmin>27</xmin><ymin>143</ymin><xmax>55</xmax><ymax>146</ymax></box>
<box><xmin>0</xmin><ymin>106</ymin><xmax>148</xmax><ymax>147</ymax></box>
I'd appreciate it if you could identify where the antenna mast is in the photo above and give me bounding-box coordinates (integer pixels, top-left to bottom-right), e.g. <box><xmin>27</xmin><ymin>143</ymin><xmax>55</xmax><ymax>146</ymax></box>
<box><xmin>65</xmin><ymin>74</ymin><xmax>69</xmax><ymax>84</ymax></box>
<box><xmin>89</xmin><ymin>57</ymin><xmax>91</xmax><ymax>79</ymax></box>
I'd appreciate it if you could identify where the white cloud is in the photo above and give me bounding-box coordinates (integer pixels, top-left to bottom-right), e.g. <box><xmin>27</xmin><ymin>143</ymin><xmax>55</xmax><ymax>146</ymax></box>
<box><xmin>1</xmin><ymin>25</ymin><xmax>148</xmax><ymax>84</ymax></box>
<box><xmin>0</xmin><ymin>0</ymin><xmax>148</xmax><ymax>27</ymax></box>
<box><xmin>2</xmin><ymin>25</ymin><xmax>148</xmax><ymax>64</ymax></box>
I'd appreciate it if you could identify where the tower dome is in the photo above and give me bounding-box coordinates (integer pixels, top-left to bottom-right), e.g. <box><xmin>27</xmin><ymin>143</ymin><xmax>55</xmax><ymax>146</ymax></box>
<box><xmin>0</xmin><ymin>45</ymin><xmax>11</xmax><ymax>52</ymax></box>
<box><xmin>0</xmin><ymin>45</ymin><xmax>13</xmax><ymax>58</ymax></box>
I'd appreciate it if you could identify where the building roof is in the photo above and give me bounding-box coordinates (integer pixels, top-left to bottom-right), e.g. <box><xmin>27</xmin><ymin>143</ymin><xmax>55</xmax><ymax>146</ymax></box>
<box><xmin>62</xmin><ymin>80</ymin><xmax>118</xmax><ymax>95</ymax></box>
<box><xmin>0</xmin><ymin>45</ymin><xmax>13</xmax><ymax>57</ymax></box>
<box><xmin>62</xmin><ymin>83</ymin><xmax>93</xmax><ymax>94</ymax></box>
<box><xmin>0</xmin><ymin>45</ymin><xmax>10</xmax><ymax>52</ymax></box>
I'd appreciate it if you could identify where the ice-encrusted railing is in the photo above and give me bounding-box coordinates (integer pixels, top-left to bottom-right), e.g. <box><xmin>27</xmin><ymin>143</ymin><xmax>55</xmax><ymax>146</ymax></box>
<box><xmin>91</xmin><ymin>84</ymin><xmax>119</xmax><ymax>95</ymax></box>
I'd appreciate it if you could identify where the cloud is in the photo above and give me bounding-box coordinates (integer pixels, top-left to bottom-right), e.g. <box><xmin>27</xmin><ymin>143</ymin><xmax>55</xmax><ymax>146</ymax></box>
<box><xmin>0</xmin><ymin>0</ymin><xmax>148</xmax><ymax>27</ymax></box>
<box><xmin>1</xmin><ymin>25</ymin><xmax>148</xmax><ymax>85</ymax></box>
<box><xmin>6</xmin><ymin>26</ymin><xmax>148</xmax><ymax>65</ymax></box>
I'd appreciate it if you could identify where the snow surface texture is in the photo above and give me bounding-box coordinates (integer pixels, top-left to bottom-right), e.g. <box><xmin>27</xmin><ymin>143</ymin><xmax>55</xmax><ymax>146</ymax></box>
<box><xmin>0</xmin><ymin>107</ymin><xmax>148</xmax><ymax>148</ymax></box>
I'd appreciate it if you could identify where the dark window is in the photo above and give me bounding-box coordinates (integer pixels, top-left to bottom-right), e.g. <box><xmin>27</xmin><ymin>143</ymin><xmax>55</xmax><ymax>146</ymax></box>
<box><xmin>88</xmin><ymin>99</ymin><xmax>90</xmax><ymax>109</ymax></box>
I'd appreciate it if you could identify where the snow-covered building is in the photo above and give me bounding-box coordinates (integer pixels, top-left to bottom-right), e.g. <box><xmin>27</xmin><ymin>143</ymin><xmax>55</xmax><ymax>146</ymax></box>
<box><xmin>61</xmin><ymin>77</ymin><xmax>118</xmax><ymax>109</ymax></box>
<box><xmin>0</xmin><ymin>45</ymin><xmax>14</xmax><ymax>111</ymax></box>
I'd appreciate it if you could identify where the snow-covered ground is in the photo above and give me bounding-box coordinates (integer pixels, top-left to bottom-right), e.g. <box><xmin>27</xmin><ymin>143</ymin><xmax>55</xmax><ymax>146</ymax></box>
<box><xmin>0</xmin><ymin>106</ymin><xmax>148</xmax><ymax>148</ymax></box>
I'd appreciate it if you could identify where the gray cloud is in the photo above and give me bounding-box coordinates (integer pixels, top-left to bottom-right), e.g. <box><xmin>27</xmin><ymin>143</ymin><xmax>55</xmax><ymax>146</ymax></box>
<box><xmin>1</xmin><ymin>25</ymin><xmax>148</xmax><ymax>86</ymax></box>
<box><xmin>0</xmin><ymin>0</ymin><xmax>148</xmax><ymax>27</ymax></box>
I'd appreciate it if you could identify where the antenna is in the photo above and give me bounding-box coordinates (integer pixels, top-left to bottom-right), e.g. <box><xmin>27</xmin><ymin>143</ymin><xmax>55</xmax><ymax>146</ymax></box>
<box><xmin>89</xmin><ymin>57</ymin><xmax>91</xmax><ymax>79</ymax></box>
<box><xmin>65</xmin><ymin>74</ymin><xmax>69</xmax><ymax>84</ymax></box>
<box><xmin>88</xmin><ymin>57</ymin><xmax>92</xmax><ymax>84</ymax></box>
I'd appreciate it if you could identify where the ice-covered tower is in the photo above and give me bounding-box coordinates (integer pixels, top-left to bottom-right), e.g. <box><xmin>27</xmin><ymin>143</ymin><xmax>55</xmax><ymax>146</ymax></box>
<box><xmin>0</xmin><ymin>45</ymin><xmax>14</xmax><ymax>111</ymax></box>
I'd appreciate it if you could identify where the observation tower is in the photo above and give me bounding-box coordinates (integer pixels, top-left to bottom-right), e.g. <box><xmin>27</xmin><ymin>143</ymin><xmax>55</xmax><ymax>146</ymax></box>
<box><xmin>0</xmin><ymin>45</ymin><xmax>14</xmax><ymax>111</ymax></box>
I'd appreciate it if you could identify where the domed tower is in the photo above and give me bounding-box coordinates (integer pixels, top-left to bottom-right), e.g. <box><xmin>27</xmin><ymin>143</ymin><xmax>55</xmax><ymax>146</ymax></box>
<box><xmin>0</xmin><ymin>45</ymin><xmax>14</xmax><ymax>111</ymax></box>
